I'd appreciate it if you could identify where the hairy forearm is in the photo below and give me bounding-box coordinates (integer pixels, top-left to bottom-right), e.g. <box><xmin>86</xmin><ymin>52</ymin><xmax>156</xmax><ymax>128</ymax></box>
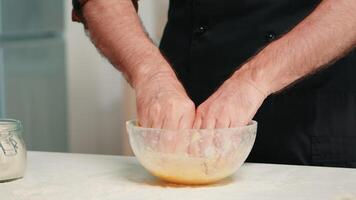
<box><xmin>81</xmin><ymin>0</ymin><xmax>175</xmax><ymax>88</ymax></box>
<box><xmin>236</xmin><ymin>0</ymin><xmax>356</xmax><ymax>94</ymax></box>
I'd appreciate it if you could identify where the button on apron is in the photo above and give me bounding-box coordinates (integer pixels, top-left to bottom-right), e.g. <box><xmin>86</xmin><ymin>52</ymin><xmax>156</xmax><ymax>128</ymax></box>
<box><xmin>194</xmin><ymin>25</ymin><xmax>208</xmax><ymax>36</ymax></box>
<box><xmin>265</xmin><ymin>31</ymin><xmax>277</xmax><ymax>42</ymax></box>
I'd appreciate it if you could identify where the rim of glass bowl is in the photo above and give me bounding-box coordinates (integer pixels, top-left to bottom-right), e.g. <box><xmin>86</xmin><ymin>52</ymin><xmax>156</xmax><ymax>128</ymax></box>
<box><xmin>126</xmin><ymin>120</ymin><xmax>257</xmax><ymax>131</ymax></box>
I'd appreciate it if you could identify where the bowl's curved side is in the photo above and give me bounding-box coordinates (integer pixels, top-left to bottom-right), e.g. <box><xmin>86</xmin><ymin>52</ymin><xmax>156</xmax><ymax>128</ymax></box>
<box><xmin>126</xmin><ymin>120</ymin><xmax>258</xmax><ymax>185</ymax></box>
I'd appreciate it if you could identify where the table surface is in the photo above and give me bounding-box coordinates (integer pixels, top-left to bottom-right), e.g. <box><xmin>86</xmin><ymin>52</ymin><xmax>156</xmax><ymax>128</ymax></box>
<box><xmin>1</xmin><ymin>152</ymin><xmax>356</xmax><ymax>200</ymax></box>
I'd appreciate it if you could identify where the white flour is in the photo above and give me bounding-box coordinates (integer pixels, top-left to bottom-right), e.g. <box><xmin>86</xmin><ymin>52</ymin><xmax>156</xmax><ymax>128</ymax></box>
<box><xmin>0</xmin><ymin>130</ymin><xmax>27</xmax><ymax>181</ymax></box>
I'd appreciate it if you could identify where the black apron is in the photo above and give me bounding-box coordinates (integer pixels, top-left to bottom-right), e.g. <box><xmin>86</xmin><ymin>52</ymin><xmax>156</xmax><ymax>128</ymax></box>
<box><xmin>160</xmin><ymin>0</ymin><xmax>356</xmax><ymax>168</ymax></box>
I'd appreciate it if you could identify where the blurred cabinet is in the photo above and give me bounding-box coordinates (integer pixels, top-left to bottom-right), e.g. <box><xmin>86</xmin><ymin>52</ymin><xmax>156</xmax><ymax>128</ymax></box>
<box><xmin>0</xmin><ymin>0</ymin><xmax>67</xmax><ymax>152</ymax></box>
<box><xmin>0</xmin><ymin>0</ymin><xmax>64</xmax><ymax>36</ymax></box>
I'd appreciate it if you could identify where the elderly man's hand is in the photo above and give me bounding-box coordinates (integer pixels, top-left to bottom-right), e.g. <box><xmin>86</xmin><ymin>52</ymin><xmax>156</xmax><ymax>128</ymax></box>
<box><xmin>135</xmin><ymin>71</ymin><xmax>195</xmax><ymax>130</ymax></box>
<box><xmin>194</xmin><ymin>68</ymin><xmax>269</xmax><ymax>128</ymax></box>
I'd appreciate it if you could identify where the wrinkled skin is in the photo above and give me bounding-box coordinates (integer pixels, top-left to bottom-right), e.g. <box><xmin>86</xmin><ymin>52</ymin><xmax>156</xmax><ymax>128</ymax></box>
<box><xmin>137</xmin><ymin>70</ymin><xmax>266</xmax><ymax>157</ymax></box>
<box><xmin>135</xmin><ymin>71</ymin><xmax>196</xmax><ymax>130</ymax></box>
<box><xmin>194</xmin><ymin>73</ymin><xmax>267</xmax><ymax>129</ymax></box>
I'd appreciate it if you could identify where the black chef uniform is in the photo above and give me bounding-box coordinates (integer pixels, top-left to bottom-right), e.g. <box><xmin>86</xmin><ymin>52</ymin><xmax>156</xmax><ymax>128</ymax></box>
<box><xmin>160</xmin><ymin>0</ymin><xmax>356</xmax><ymax>168</ymax></box>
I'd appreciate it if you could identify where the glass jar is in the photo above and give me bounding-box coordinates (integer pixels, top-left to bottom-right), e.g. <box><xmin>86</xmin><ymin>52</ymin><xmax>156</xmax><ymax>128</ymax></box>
<box><xmin>0</xmin><ymin>119</ymin><xmax>27</xmax><ymax>182</ymax></box>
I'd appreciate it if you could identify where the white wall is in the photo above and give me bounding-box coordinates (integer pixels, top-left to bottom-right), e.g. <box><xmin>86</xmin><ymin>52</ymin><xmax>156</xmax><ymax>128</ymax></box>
<box><xmin>64</xmin><ymin>0</ymin><xmax>168</xmax><ymax>155</ymax></box>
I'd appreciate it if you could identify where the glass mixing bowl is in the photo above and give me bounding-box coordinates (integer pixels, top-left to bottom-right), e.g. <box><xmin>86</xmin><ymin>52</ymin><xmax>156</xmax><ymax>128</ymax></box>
<box><xmin>127</xmin><ymin>120</ymin><xmax>257</xmax><ymax>185</ymax></box>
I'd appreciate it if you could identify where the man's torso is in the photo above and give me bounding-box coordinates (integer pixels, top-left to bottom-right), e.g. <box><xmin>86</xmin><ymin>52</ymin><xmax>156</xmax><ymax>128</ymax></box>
<box><xmin>160</xmin><ymin>0</ymin><xmax>356</xmax><ymax>167</ymax></box>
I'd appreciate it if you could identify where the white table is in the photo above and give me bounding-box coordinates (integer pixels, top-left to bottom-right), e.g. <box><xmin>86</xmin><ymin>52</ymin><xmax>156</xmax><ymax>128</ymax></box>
<box><xmin>1</xmin><ymin>152</ymin><xmax>356</xmax><ymax>200</ymax></box>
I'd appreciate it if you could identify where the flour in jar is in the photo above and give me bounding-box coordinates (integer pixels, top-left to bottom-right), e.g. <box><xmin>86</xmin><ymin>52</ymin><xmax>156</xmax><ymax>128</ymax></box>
<box><xmin>0</xmin><ymin>133</ymin><xmax>27</xmax><ymax>181</ymax></box>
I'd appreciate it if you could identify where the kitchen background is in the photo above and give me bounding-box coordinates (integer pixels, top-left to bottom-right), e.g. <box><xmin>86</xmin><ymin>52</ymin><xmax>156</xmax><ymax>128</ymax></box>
<box><xmin>0</xmin><ymin>0</ymin><xmax>168</xmax><ymax>155</ymax></box>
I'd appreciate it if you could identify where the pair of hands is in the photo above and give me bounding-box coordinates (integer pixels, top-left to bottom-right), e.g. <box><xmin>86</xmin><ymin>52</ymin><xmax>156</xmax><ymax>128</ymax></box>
<box><xmin>135</xmin><ymin>67</ymin><xmax>268</xmax><ymax>130</ymax></box>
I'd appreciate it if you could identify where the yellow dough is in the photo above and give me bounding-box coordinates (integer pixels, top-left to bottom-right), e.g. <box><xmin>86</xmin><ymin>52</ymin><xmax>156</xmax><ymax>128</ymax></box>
<box><xmin>138</xmin><ymin>151</ymin><xmax>243</xmax><ymax>185</ymax></box>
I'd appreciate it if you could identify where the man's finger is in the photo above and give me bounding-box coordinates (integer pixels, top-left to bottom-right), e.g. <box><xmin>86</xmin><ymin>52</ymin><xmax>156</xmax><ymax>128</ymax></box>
<box><xmin>162</xmin><ymin>112</ymin><xmax>180</xmax><ymax>130</ymax></box>
<box><xmin>138</xmin><ymin>109</ymin><xmax>149</xmax><ymax>128</ymax></box>
<box><xmin>215</xmin><ymin>116</ymin><xmax>230</xmax><ymax>128</ymax></box>
<box><xmin>193</xmin><ymin>116</ymin><xmax>202</xmax><ymax>129</ymax></box>
<box><xmin>229</xmin><ymin>117</ymin><xmax>245</xmax><ymax>128</ymax></box>
<box><xmin>174</xmin><ymin>129</ymin><xmax>190</xmax><ymax>154</ymax></box>
<box><xmin>150</xmin><ymin>113</ymin><xmax>164</xmax><ymax>129</ymax></box>
<box><xmin>158</xmin><ymin>127</ymin><xmax>176</xmax><ymax>153</ymax></box>
<box><xmin>201</xmin><ymin>116</ymin><xmax>216</xmax><ymax>129</ymax></box>
<box><xmin>178</xmin><ymin>112</ymin><xmax>195</xmax><ymax>129</ymax></box>
<box><xmin>148</xmin><ymin>104</ymin><xmax>163</xmax><ymax>128</ymax></box>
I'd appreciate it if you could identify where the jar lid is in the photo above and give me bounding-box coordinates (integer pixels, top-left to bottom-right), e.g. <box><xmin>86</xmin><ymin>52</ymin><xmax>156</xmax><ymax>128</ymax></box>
<box><xmin>0</xmin><ymin>119</ymin><xmax>22</xmax><ymax>133</ymax></box>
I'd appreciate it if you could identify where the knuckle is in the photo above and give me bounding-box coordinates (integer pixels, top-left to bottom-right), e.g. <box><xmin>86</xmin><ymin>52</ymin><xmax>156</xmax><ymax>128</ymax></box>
<box><xmin>183</xmin><ymin>100</ymin><xmax>195</xmax><ymax>110</ymax></box>
<box><xmin>150</xmin><ymin>103</ymin><xmax>162</xmax><ymax>114</ymax></box>
<box><xmin>205</xmin><ymin>105</ymin><xmax>216</xmax><ymax>116</ymax></box>
<box><xmin>166</xmin><ymin>97</ymin><xmax>178</xmax><ymax>107</ymax></box>
<box><xmin>196</xmin><ymin>106</ymin><xmax>207</xmax><ymax>117</ymax></box>
<box><xmin>221</xmin><ymin>104</ymin><xmax>230</xmax><ymax>115</ymax></box>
